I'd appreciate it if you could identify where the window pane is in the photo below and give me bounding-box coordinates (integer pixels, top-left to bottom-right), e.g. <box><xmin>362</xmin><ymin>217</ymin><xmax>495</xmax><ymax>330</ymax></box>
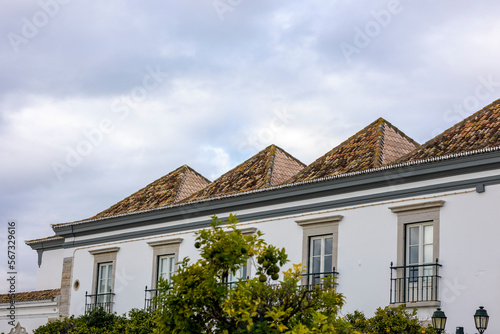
<box><xmin>169</xmin><ymin>257</ymin><xmax>174</xmax><ymax>274</ymax></box>
<box><xmin>100</xmin><ymin>266</ymin><xmax>106</xmax><ymax>280</ymax></box>
<box><xmin>324</xmin><ymin>238</ymin><xmax>333</xmax><ymax>255</ymax></box>
<box><xmin>324</xmin><ymin>255</ymin><xmax>333</xmax><ymax>273</ymax></box>
<box><xmin>409</xmin><ymin>227</ymin><xmax>419</xmax><ymax>246</ymax></box>
<box><xmin>423</xmin><ymin>244</ymin><xmax>433</xmax><ymax>263</ymax></box>
<box><xmin>99</xmin><ymin>279</ymin><xmax>105</xmax><ymax>294</ymax></box>
<box><xmin>424</xmin><ymin>225</ymin><xmax>433</xmax><ymax>244</ymax></box>
<box><xmin>312</xmin><ymin>239</ymin><xmax>321</xmax><ymax>256</ymax></box>
<box><xmin>312</xmin><ymin>257</ymin><xmax>321</xmax><ymax>274</ymax></box>
<box><xmin>409</xmin><ymin>245</ymin><xmax>419</xmax><ymax>264</ymax></box>
<box><xmin>159</xmin><ymin>258</ymin><xmax>166</xmax><ymax>280</ymax></box>
<box><xmin>107</xmin><ymin>265</ymin><xmax>112</xmax><ymax>285</ymax></box>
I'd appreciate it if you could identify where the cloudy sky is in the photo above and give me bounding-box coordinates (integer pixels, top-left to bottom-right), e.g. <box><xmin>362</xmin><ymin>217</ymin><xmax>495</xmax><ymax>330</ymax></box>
<box><xmin>1</xmin><ymin>0</ymin><xmax>500</xmax><ymax>292</ymax></box>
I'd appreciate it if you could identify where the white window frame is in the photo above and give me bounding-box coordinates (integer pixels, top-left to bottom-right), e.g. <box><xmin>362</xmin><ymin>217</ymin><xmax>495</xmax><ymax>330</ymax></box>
<box><xmin>97</xmin><ymin>262</ymin><xmax>113</xmax><ymax>304</ymax></box>
<box><xmin>309</xmin><ymin>235</ymin><xmax>334</xmax><ymax>275</ymax></box>
<box><xmin>406</xmin><ymin>222</ymin><xmax>434</xmax><ymax>283</ymax></box>
<box><xmin>157</xmin><ymin>254</ymin><xmax>176</xmax><ymax>283</ymax></box>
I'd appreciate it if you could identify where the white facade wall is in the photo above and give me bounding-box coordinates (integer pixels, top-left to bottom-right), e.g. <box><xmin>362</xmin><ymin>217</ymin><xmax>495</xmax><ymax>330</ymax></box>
<box><xmin>36</xmin><ymin>248</ymin><xmax>64</xmax><ymax>291</ymax></box>
<box><xmin>0</xmin><ymin>299</ymin><xmax>59</xmax><ymax>334</ymax></box>
<box><xmin>33</xmin><ymin>163</ymin><xmax>500</xmax><ymax>334</ymax></box>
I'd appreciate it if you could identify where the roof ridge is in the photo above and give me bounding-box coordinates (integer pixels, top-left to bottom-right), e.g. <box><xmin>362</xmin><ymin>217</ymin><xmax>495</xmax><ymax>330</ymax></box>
<box><xmin>173</xmin><ymin>165</ymin><xmax>190</xmax><ymax>203</ymax></box>
<box><xmin>374</xmin><ymin>119</ymin><xmax>386</xmax><ymax>167</ymax></box>
<box><xmin>268</xmin><ymin>144</ymin><xmax>278</xmax><ymax>187</ymax></box>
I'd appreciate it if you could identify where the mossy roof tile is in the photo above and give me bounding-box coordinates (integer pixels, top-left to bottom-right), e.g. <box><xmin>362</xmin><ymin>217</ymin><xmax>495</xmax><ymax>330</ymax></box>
<box><xmin>396</xmin><ymin>99</ymin><xmax>500</xmax><ymax>163</ymax></box>
<box><xmin>182</xmin><ymin>145</ymin><xmax>305</xmax><ymax>202</ymax></box>
<box><xmin>88</xmin><ymin>165</ymin><xmax>210</xmax><ymax>220</ymax></box>
<box><xmin>284</xmin><ymin>118</ymin><xmax>418</xmax><ymax>183</ymax></box>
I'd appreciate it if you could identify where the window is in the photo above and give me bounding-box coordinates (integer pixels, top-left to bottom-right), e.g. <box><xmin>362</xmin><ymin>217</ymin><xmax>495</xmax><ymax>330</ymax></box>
<box><xmin>407</xmin><ymin>223</ymin><xmax>433</xmax><ymax>282</ymax></box>
<box><xmin>389</xmin><ymin>200</ymin><xmax>444</xmax><ymax>306</ymax></box>
<box><xmin>97</xmin><ymin>262</ymin><xmax>113</xmax><ymax>305</ymax></box>
<box><xmin>296</xmin><ymin>215</ymin><xmax>342</xmax><ymax>287</ymax></box>
<box><xmin>157</xmin><ymin>254</ymin><xmax>176</xmax><ymax>283</ymax></box>
<box><xmin>147</xmin><ymin>238</ymin><xmax>182</xmax><ymax>288</ymax></box>
<box><xmin>309</xmin><ymin>235</ymin><xmax>334</xmax><ymax>285</ymax></box>
<box><xmin>87</xmin><ymin>247</ymin><xmax>119</xmax><ymax>313</ymax></box>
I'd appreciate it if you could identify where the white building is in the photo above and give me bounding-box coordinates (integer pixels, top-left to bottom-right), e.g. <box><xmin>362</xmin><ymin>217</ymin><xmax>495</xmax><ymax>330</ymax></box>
<box><xmin>2</xmin><ymin>99</ymin><xmax>500</xmax><ymax>333</ymax></box>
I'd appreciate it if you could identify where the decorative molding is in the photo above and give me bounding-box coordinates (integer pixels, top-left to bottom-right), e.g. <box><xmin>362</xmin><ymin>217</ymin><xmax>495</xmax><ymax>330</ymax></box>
<box><xmin>88</xmin><ymin>247</ymin><xmax>120</xmax><ymax>255</ymax></box>
<box><xmin>389</xmin><ymin>200</ymin><xmax>445</xmax><ymax>213</ymax></box>
<box><xmin>239</xmin><ymin>227</ymin><xmax>258</xmax><ymax>235</ymax></box>
<box><xmin>296</xmin><ymin>215</ymin><xmax>344</xmax><ymax>227</ymax></box>
<box><xmin>147</xmin><ymin>238</ymin><xmax>183</xmax><ymax>248</ymax></box>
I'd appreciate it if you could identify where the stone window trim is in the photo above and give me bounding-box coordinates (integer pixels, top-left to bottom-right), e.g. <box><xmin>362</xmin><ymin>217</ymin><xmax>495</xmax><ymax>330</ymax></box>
<box><xmin>295</xmin><ymin>215</ymin><xmax>343</xmax><ymax>282</ymax></box>
<box><xmin>88</xmin><ymin>247</ymin><xmax>120</xmax><ymax>296</ymax></box>
<box><xmin>147</xmin><ymin>238</ymin><xmax>183</xmax><ymax>288</ymax></box>
<box><xmin>389</xmin><ymin>200</ymin><xmax>444</xmax><ymax>267</ymax></box>
<box><xmin>389</xmin><ymin>201</ymin><xmax>444</xmax><ymax>308</ymax></box>
<box><xmin>239</xmin><ymin>227</ymin><xmax>258</xmax><ymax>236</ymax></box>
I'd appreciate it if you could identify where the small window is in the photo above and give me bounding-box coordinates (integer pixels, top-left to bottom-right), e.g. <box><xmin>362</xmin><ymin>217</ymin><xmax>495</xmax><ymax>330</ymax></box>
<box><xmin>406</xmin><ymin>223</ymin><xmax>433</xmax><ymax>282</ymax></box>
<box><xmin>157</xmin><ymin>254</ymin><xmax>176</xmax><ymax>283</ymax></box>
<box><xmin>295</xmin><ymin>215</ymin><xmax>342</xmax><ymax>288</ymax></box>
<box><xmin>147</xmin><ymin>238</ymin><xmax>183</xmax><ymax>289</ymax></box>
<box><xmin>308</xmin><ymin>235</ymin><xmax>334</xmax><ymax>285</ymax></box>
<box><xmin>97</xmin><ymin>262</ymin><xmax>113</xmax><ymax>304</ymax></box>
<box><xmin>227</xmin><ymin>263</ymin><xmax>248</xmax><ymax>288</ymax></box>
<box><xmin>87</xmin><ymin>247</ymin><xmax>119</xmax><ymax>313</ymax></box>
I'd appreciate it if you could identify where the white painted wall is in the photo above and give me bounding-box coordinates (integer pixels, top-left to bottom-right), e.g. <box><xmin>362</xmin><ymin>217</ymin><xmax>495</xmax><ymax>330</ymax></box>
<box><xmin>36</xmin><ymin>248</ymin><xmax>64</xmax><ymax>290</ymax></box>
<box><xmin>42</xmin><ymin>168</ymin><xmax>500</xmax><ymax>333</ymax></box>
<box><xmin>0</xmin><ymin>299</ymin><xmax>59</xmax><ymax>334</ymax></box>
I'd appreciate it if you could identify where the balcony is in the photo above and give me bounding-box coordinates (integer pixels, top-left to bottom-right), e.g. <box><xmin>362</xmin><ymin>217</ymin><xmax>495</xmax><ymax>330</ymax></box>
<box><xmin>144</xmin><ymin>286</ymin><xmax>163</xmax><ymax>311</ymax></box>
<box><xmin>85</xmin><ymin>291</ymin><xmax>114</xmax><ymax>314</ymax></box>
<box><xmin>390</xmin><ymin>260</ymin><xmax>441</xmax><ymax>305</ymax></box>
<box><xmin>301</xmin><ymin>269</ymin><xmax>338</xmax><ymax>290</ymax></box>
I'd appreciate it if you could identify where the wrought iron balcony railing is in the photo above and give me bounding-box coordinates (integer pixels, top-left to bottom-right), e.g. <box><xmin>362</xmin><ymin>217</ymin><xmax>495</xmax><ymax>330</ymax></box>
<box><xmin>144</xmin><ymin>286</ymin><xmax>167</xmax><ymax>311</ymax></box>
<box><xmin>85</xmin><ymin>291</ymin><xmax>114</xmax><ymax>314</ymax></box>
<box><xmin>390</xmin><ymin>260</ymin><xmax>441</xmax><ymax>304</ymax></box>
<box><xmin>301</xmin><ymin>269</ymin><xmax>338</xmax><ymax>290</ymax></box>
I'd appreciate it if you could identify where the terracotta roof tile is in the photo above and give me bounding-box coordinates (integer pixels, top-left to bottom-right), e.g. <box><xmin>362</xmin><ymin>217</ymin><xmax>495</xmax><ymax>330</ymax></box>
<box><xmin>395</xmin><ymin>99</ymin><xmax>500</xmax><ymax>163</ymax></box>
<box><xmin>90</xmin><ymin>165</ymin><xmax>210</xmax><ymax>219</ymax></box>
<box><xmin>285</xmin><ymin>118</ymin><xmax>418</xmax><ymax>183</ymax></box>
<box><xmin>182</xmin><ymin>145</ymin><xmax>305</xmax><ymax>202</ymax></box>
<box><xmin>25</xmin><ymin>235</ymin><xmax>63</xmax><ymax>245</ymax></box>
<box><xmin>0</xmin><ymin>289</ymin><xmax>60</xmax><ymax>303</ymax></box>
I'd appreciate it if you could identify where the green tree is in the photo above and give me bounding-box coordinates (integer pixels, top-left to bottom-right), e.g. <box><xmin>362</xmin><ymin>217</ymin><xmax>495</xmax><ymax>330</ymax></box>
<box><xmin>343</xmin><ymin>305</ymin><xmax>436</xmax><ymax>334</ymax></box>
<box><xmin>154</xmin><ymin>214</ymin><xmax>346</xmax><ymax>334</ymax></box>
<box><xmin>33</xmin><ymin>308</ymin><xmax>156</xmax><ymax>334</ymax></box>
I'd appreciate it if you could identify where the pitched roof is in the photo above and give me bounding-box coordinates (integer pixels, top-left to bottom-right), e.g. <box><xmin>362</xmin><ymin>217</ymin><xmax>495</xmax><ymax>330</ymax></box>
<box><xmin>396</xmin><ymin>98</ymin><xmax>500</xmax><ymax>163</ymax></box>
<box><xmin>0</xmin><ymin>289</ymin><xmax>60</xmax><ymax>303</ymax></box>
<box><xmin>285</xmin><ymin>118</ymin><xmax>419</xmax><ymax>183</ymax></box>
<box><xmin>182</xmin><ymin>145</ymin><xmax>306</xmax><ymax>202</ymax></box>
<box><xmin>90</xmin><ymin>165</ymin><xmax>210</xmax><ymax>219</ymax></box>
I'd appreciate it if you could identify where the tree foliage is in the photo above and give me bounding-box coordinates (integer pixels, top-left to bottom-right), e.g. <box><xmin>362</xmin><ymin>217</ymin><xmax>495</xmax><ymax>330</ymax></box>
<box><xmin>344</xmin><ymin>305</ymin><xmax>436</xmax><ymax>334</ymax></box>
<box><xmin>33</xmin><ymin>307</ymin><xmax>156</xmax><ymax>334</ymax></box>
<box><xmin>154</xmin><ymin>214</ymin><xmax>345</xmax><ymax>333</ymax></box>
